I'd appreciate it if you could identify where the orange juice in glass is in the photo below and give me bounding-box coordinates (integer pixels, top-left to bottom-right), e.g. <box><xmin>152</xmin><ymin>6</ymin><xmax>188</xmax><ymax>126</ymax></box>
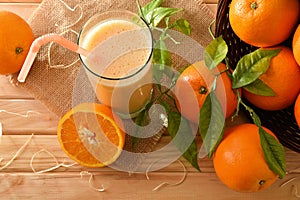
<box><xmin>78</xmin><ymin>10</ymin><xmax>153</xmax><ymax>118</ymax></box>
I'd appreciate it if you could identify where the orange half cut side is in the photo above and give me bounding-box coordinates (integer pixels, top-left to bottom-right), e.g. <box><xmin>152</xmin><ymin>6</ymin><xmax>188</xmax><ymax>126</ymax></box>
<box><xmin>57</xmin><ymin>103</ymin><xmax>125</xmax><ymax>167</ymax></box>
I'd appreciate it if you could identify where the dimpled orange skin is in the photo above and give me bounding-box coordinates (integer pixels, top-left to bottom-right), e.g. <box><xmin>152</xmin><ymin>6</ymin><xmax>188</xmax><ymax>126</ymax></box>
<box><xmin>213</xmin><ymin>123</ymin><xmax>278</xmax><ymax>193</ymax></box>
<box><xmin>174</xmin><ymin>61</ymin><xmax>238</xmax><ymax>124</ymax></box>
<box><xmin>295</xmin><ymin>93</ymin><xmax>300</xmax><ymax>127</ymax></box>
<box><xmin>0</xmin><ymin>11</ymin><xmax>34</xmax><ymax>75</ymax></box>
<box><xmin>293</xmin><ymin>25</ymin><xmax>300</xmax><ymax>66</ymax></box>
<box><xmin>229</xmin><ymin>0</ymin><xmax>300</xmax><ymax>47</ymax></box>
<box><xmin>243</xmin><ymin>46</ymin><xmax>300</xmax><ymax>111</ymax></box>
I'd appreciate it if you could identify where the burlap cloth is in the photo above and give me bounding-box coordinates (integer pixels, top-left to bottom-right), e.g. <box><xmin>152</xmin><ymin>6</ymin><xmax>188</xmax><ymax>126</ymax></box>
<box><xmin>11</xmin><ymin>0</ymin><xmax>214</xmax><ymax>158</ymax></box>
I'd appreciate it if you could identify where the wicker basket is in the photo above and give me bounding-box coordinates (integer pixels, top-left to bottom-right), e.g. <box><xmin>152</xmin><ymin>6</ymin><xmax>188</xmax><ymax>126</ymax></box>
<box><xmin>215</xmin><ymin>0</ymin><xmax>300</xmax><ymax>153</ymax></box>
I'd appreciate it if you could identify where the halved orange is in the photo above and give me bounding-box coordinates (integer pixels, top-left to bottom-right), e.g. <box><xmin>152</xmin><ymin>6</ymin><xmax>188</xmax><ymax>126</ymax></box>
<box><xmin>57</xmin><ymin>103</ymin><xmax>125</xmax><ymax>167</ymax></box>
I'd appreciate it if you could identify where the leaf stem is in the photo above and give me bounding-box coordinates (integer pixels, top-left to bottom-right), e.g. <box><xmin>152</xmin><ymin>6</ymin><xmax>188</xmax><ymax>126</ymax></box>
<box><xmin>208</xmin><ymin>20</ymin><xmax>216</xmax><ymax>40</ymax></box>
<box><xmin>231</xmin><ymin>89</ymin><xmax>242</xmax><ymax>121</ymax></box>
<box><xmin>240</xmin><ymin>100</ymin><xmax>253</xmax><ymax>117</ymax></box>
<box><xmin>232</xmin><ymin>89</ymin><xmax>262</xmax><ymax>127</ymax></box>
<box><xmin>136</xmin><ymin>0</ymin><xmax>146</xmax><ymax>21</ymax></box>
<box><xmin>153</xmin><ymin>27</ymin><xmax>181</xmax><ymax>44</ymax></box>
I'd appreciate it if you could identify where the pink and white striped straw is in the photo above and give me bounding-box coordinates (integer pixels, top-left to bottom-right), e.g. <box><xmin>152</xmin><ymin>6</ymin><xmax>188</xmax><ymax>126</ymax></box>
<box><xmin>17</xmin><ymin>33</ymin><xmax>89</xmax><ymax>82</ymax></box>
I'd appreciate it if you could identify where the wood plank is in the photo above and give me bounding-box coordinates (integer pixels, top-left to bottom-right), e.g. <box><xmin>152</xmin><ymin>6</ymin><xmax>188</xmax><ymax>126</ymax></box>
<box><xmin>0</xmin><ymin>0</ymin><xmax>218</xmax><ymax>4</ymax></box>
<box><xmin>206</xmin><ymin>4</ymin><xmax>217</xmax><ymax>15</ymax></box>
<box><xmin>0</xmin><ymin>171</ymin><xmax>299</xmax><ymax>200</ymax></box>
<box><xmin>204</xmin><ymin>0</ymin><xmax>219</xmax><ymax>3</ymax></box>
<box><xmin>0</xmin><ymin>3</ymin><xmax>39</xmax><ymax>20</ymax></box>
<box><xmin>0</xmin><ymin>88</ymin><xmax>249</xmax><ymax>134</ymax></box>
<box><xmin>0</xmin><ymin>135</ymin><xmax>299</xmax><ymax>199</ymax></box>
<box><xmin>0</xmin><ymin>76</ymin><xmax>32</xmax><ymax>99</ymax></box>
<box><xmin>0</xmin><ymin>2</ymin><xmax>218</xmax><ymax>22</ymax></box>
<box><xmin>3</xmin><ymin>2</ymin><xmax>299</xmax><ymax>200</ymax></box>
<box><xmin>0</xmin><ymin>135</ymin><xmax>299</xmax><ymax>174</ymax></box>
<box><xmin>0</xmin><ymin>135</ymin><xmax>205</xmax><ymax>173</ymax></box>
<box><xmin>0</xmin><ymin>100</ymin><xmax>59</xmax><ymax>134</ymax></box>
<box><xmin>0</xmin><ymin>0</ymin><xmax>41</xmax><ymax>2</ymax></box>
<box><xmin>0</xmin><ymin>1</ymin><xmax>218</xmax><ymax>4</ymax></box>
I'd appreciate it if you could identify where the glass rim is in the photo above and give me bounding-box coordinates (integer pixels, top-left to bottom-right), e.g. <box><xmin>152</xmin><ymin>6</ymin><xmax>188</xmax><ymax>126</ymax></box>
<box><xmin>78</xmin><ymin>9</ymin><xmax>154</xmax><ymax>81</ymax></box>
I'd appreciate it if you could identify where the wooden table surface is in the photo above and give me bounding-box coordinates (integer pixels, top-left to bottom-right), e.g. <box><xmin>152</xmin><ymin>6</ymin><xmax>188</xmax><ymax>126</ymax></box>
<box><xmin>0</xmin><ymin>0</ymin><xmax>300</xmax><ymax>199</ymax></box>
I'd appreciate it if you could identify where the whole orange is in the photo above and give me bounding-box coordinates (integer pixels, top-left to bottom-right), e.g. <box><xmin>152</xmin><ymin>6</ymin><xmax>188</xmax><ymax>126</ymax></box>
<box><xmin>293</xmin><ymin>25</ymin><xmax>300</xmax><ymax>66</ymax></box>
<box><xmin>295</xmin><ymin>93</ymin><xmax>300</xmax><ymax>127</ymax></box>
<box><xmin>0</xmin><ymin>11</ymin><xmax>34</xmax><ymax>75</ymax></box>
<box><xmin>213</xmin><ymin>123</ymin><xmax>278</xmax><ymax>192</ymax></box>
<box><xmin>174</xmin><ymin>60</ymin><xmax>238</xmax><ymax>124</ymax></box>
<box><xmin>229</xmin><ymin>0</ymin><xmax>300</xmax><ymax>47</ymax></box>
<box><xmin>243</xmin><ymin>46</ymin><xmax>300</xmax><ymax>111</ymax></box>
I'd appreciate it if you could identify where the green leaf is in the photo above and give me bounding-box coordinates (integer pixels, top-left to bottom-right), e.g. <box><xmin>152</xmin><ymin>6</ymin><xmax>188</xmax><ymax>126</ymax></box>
<box><xmin>138</xmin><ymin>0</ymin><xmax>163</xmax><ymax>22</ymax></box>
<box><xmin>251</xmin><ymin>111</ymin><xmax>262</xmax><ymax>127</ymax></box>
<box><xmin>199</xmin><ymin>92</ymin><xmax>225</xmax><ymax>158</ymax></box>
<box><xmin>153</xmin><ymin>39</ymin><xmax>172</xmax><ymax>66</ymax></box>
<box><xmin>153</xmin><ymin>39</ymin><xmax>172</xmax><ymax>81</ymax></box>
<box><xmin>204</xmin><ymin>36</ymin><xmax>228</xmax><ymax>70</ymax></box>
<box><xmin>131</xmin><ymin>103</ymin><xmax>151</xmax><ymax>148</ymax></box>
<box><xmin>259</xmin><ymin>127</ymin><xmax>286</xmax><ymax>179</ymax></box>
<box><xmin>148</xmin><ymin>7</ymin><xmax>182</xmax><ymax>27</ymax></box>
<box><xmin>141</xmin><ymin>0</ymin><xmax>163</xmax><ymax>14</ymax></box>
<box><xmin>240</xmin><ymin>100</ymin><xmax>262</xmax><ymax>126</ymax></box>
<box><xmin>243</xmin><ymin>79</ymin><xmax>275</xmax><ymax>96</ymax></box>
<box><xmin>136</xmin><ymin>1</ymin><xmax>198</xmax><ymax>170</ymax></box>
<box><xmin>170</xmin><ymin>19</ymin><xmax>191</xmax><ymax>35</ymax></box>
<box><xmin>232</xmin><ymin>49</ymin><xmax>280</xmax><ymax>88</ymax></box>
<box><xmin>162</xmin><ymin>102</ymin><xmax>200</xmax><ymax>171</ymax></box>
<box><xmin>181</xmin><ymin>138</ymin><xmax>199</xmax><ymax>171</ymax></box>
<box><xmin>169</xmin><ymin>111</ymin><xmax>200</xmax><ymax>171</ymax></box>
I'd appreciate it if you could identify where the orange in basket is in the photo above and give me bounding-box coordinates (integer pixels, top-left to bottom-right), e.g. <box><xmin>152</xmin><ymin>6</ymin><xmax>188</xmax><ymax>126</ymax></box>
<box><xmin>229</xmin><ymin>0</ymin><xmax>299</xmax><ymax>47</ymax></box>
<box><xmin>243</xmin><ymin>46</ymin><xmax>300</xmax><ymax>111</ymax></box>
<box><xmin>216</xmin><ymin>0</ymin><xmax>300</xmax><ymax>153</ymax></box>
<box><xmin>0</xmin><ymin>10</ymin><xmax>34</xmax><ymax>75</ymax></box>
<box><xmin>213</xmin><ymin>123</ymin><xmax>278</xmax><ymax>193</ymax></box>
<box><xmin>295</xmin><ymin>94</ymin><xmax>300</xmax><ymax>127</ymax></box>
<box><xmin>293</xmin><ymin>25</ymin><xmax>300</xmax><ymax>66</ymax></box>
<box><xmin>57</xmin><ymin>103</ymin><xmax>125</xmax><ymax>167</ymax></box>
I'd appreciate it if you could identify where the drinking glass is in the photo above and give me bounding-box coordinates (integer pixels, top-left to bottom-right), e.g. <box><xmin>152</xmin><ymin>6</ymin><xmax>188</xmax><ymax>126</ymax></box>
<box><xmin>78</xmin><ymin>10</ymin><xmax>153</xmax><ymax>118</ymax></box>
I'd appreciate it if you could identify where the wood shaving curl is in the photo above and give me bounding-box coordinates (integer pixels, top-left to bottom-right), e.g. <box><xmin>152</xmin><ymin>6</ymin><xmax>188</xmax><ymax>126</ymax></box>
<box><xmin>54</xmin><ymin>0</ymin><xmax>83</xmax><ymax>29</ymax></box>
<box><xmin>280</xmin><ymin>177</ymin><xmax>300</xmax><ymax>198</ymax></box>
<box><xmin>0</xmin><ymin>134</ymin><xmax>33</xmax><ymax>170</ymax></box>
<box><xmin>47</xmin><ymin>29</ymin><xmax>80</xmax><ymax>69</ymax></box>
<box><xmin>30</xmin><ymin>148</ymin><xmax>77</xmax><ymax>174</ymax></box>
<box><xmin>146</xmin><ymin>159</ymin><xmax>187</xmax><ymax>191</ymax></box>
<box><xmin>0</xmin><ymin>110</ymin><xmax>41</xmax><ymax>118</ymax></box>
<box><xmin>80</xmin><ymin>171</ymin><xmax>106</xmax><ymax>192</ymax></box>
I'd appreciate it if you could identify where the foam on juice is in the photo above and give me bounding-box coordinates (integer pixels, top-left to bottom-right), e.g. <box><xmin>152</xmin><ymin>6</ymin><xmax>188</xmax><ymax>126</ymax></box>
<box><xmin>81</xmin><ymin>19</ymin><xmax>150</xmax><ymax>79</ymax></box>
<box><xmin>79</xmin><ymin>18</ymin><xmax>153</xmax><ymax>116</ymax></box>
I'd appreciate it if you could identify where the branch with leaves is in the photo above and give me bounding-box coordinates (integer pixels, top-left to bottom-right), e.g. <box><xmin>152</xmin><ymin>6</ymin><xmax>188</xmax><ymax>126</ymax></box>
<box><xmin>134</xmin><ymin>0</ymin><xmax>286</xmax><ymax>178</ymax></box>
<box><xmin>202</xmin><ymin>35</ymin><xmax>286</xmax><ymax>178</ymax></box>
<box><xmin>135</xmin><ymin>0</ymin><xmax>200</xmax><ymax>171</ymax></box>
